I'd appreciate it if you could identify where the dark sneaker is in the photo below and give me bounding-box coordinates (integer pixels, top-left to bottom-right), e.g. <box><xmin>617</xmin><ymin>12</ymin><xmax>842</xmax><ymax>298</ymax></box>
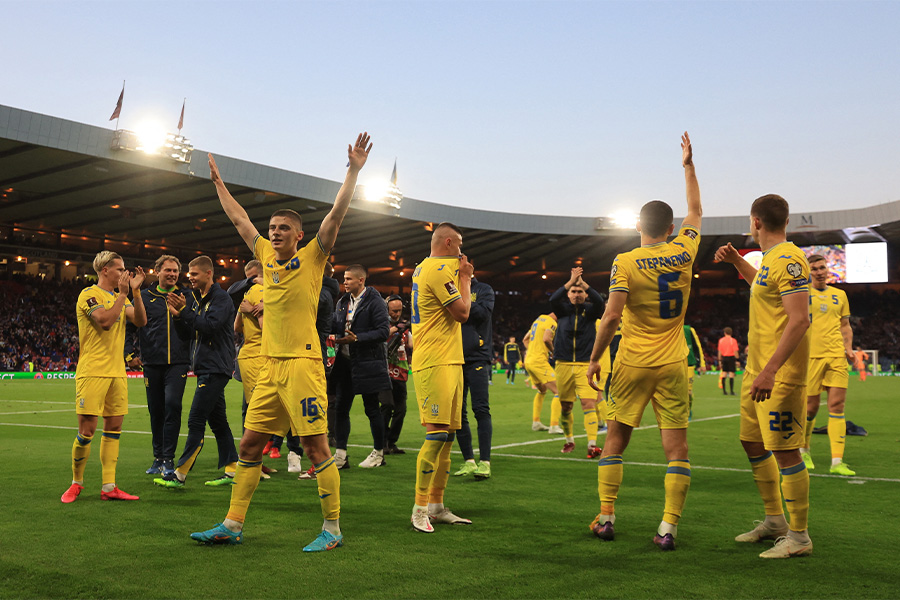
<box><xmin>146</xmin><ymin>459</ymin><xmax>164</xmax><ymax>475</ymax></box>
<box><xmin>653</xmin><ymin>533</ymin><xmax>676</xmax><ymax>551</ymax></box>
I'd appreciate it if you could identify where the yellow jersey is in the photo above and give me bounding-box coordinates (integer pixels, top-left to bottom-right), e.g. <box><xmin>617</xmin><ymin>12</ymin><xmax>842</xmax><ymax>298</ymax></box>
<box><xmin>809</xmin><ymin>284</ymin><xmax>849</xmax><ymax>359</ymax></box>
<box><xmin>254</xmin><ymin>234</ymin><xmax>326</xmax><ymax>359</ymax></box>
<box><xmin>410</xmin><ymin>256</ymin><xmax>463</xmax><ymax>371</ymax></box>
<box><xmin>237</xmin><ymin>283</ymin><xmax>264</xmax><ymax>359</ymax></box>
<box><xmin>524</xmin><ymin>315</ymin><xmax>557</xmax><ymax>366</ymax></box>
<box><xmin>76</xmin><ymin>285</ymin><xmax>132</xmax><ymax>378</ymax></box>
<box><xmin>747</xmin><ymin>242</ymin><xmax>810</xmax><ymax>383</ymax></box>
<box><xmin>609</xmin><ymin>224</ymin><xmax>700</xmax><ymax>367</ymax></box>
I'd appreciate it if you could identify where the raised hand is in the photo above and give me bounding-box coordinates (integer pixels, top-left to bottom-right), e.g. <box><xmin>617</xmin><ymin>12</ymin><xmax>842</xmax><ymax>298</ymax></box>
<box><xmin>118</xmin><ymin>270</ymin><xmax>131</xmax><ymax>296</ymax></box>
<box><xmin>166</xmin><ymin>292</ymin><xmax>186</xmax><ymax>316</ymax></box>
<box><xmin>459</xmin><ymin>254</ymin><xmax>474</xmax><ymax>280</ymax></box>
<box><xmin>130</xmin><ymin>266</ymin><xmax>146</xmax><ymax>291</ymax></box>
<box><xmin>713</xmin><ymin>243</ymin><xmax>740</xmax><ymax>264</ymax></box>
<box><xmin>568</xmin><ymin>267</ymin><xmax>583</xmax><ymax>286</ymax></box>
<box><xmin>681</xmin><ymin>131</ymin><xmax>693</xmax><ymax>167</ymax></box>
<box><xmin>208</xmin><ymin>153</ymin><xmax>223</xmax><ymax>185</ymax></box>
<box><xmin>347</xmin><ymin>132</ymin><xmax>373</xmax><ymax>172</ymax></box>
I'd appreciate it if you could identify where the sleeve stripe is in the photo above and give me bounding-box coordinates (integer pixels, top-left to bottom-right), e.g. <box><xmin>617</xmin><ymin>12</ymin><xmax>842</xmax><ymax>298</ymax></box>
<box><xmin>609</xmin><ymin>287</ymin><xmax>629</xmax><ymax>293</ymax></box>
<box><xmin>442</xmin><ymin>295</ymin><xmax>462</xmax><ymax>307</ymax></box>
<box><xmin>780</xmin><ymin>288</ymin><xmax>808</xmax><ymax>296</ymax></box>
<box><xmin>315</xmin><ymin>234</ymin><xmax>328</xmax><ymax>256</ymax></box>
<box><xmin>86</xmin><ymin>305</ymin><xmax>103</xmax><ymax>316</ymax></box>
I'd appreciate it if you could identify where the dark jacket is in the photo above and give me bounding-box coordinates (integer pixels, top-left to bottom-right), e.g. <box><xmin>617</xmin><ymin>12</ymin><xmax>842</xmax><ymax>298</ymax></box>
<box><xmin>332</xmin><ymin>286</ymin><xmax>391</xmax><ymax>393</ymax></box>
<box><xmin>462</xmin><ymin>278</ymin><xmax>494</xmax><ymax>363</ymax></box>
<box><xmin>318</xmin><ymin>276</ymin><xmax>340</xmax><ymax>359</ymax></box>
<box><xmin>550</xmin><ymin>285</ymin><xmax>605</xmax><ymax>363</ymax></box>
<box><xmin>124</xmin><ymin>286</ymin><xmax>191</xmax><ymax>366</ymax></box>
<box><xmin>174</xmin><ymin>283</ymin><xmax>236</xmax><ymax>376</ymax></box>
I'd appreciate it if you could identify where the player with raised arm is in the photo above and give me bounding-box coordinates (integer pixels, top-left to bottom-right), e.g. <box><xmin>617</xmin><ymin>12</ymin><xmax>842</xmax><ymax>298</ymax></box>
<box><xmin>190</xmin><ymin>133</ymin><xmax>371</xmax><ymax>552</ymax></box>
<box><xmin>586</xmin><ymin>133</ymin><xmax>701</xmax><ymax>551</ymax></box>
<box><xmin>801</xmin><ymin>254</ymin><xmax>857</xmax><ymax>476</ymax></box>
<box><xmin>409</xmin><ymin>222</ymin><xmax>474</xmax><ymax>533</ymax></box>
<box><xmin>62</xmin><ymin>251</ymin><xmax>147</xmax><ymax>503</ymax></box>
<box><xmin>714</xmin><ymin>194</ymin><xmax>812</xmax><ymax>559</ymax></box>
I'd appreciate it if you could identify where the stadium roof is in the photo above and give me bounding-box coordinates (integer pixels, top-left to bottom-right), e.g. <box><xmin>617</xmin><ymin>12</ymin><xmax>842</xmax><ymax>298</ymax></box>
<box><xmin>2</xmin><ymin>103</ymin><xmax>898</xmax><ymax>290</ymax></box>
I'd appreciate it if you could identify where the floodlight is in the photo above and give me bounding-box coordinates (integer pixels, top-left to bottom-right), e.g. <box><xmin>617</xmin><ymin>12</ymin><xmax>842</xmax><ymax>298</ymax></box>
<box><xmin>357</xmin><ymin>176</ymin><xmax>402</xmax><ymax>210</ymax></box>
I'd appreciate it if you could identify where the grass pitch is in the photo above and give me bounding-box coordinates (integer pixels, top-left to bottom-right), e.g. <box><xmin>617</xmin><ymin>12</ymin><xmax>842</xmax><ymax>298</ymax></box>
<box><xmin>0</xmin><ymin>373</ymin><xmax>897</xmax><ymax>599</ymax></box>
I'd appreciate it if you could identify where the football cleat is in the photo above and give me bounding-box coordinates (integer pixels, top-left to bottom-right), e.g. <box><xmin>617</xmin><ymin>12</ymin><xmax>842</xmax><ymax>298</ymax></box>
<box><xmin>800</xmin><ymin>451</ymin><xmax>815</xmax><ymax>471</ymax></box>
<box><xmin>561</xmin><ymin>442</ymin><xmax>575</xmax><ymax>454</ymax></box>
<box><xmin>287</xmin><ymin>451</ymin><xmax>303</xmax><ymax>473</ymax></box>
<box><xmin>429</xmin><ymin>507</ymin><xmax>472</xmax><ymax>525</ymax></box>
<box><xmin>590</xmin><ymin>516</ymin><xmax>615</xmax><ymax>541</ymax></box>
<box><xmin>358</xmin><ymin>450</ymin><xmax>386</xmax><ymax>468</ymax></box>
<box><xmin>298</xmin><ymin>465</ymin><xmax>317</xmax><ymax>480</ymax></box>
<box><xmin>453</xmin><ymin>462</ymin><xmax>478</xmax><ymax>477</ymax></box>
<box><xmin>204</xmin><ymin>475</ymin><xmax>235</xmax><ymax>487</ymax></box>
<box><xmin>586</xmin><ymin>446</ymin><xmax>602</xmax><ymax>459</ymax></box>
<box><xmin>269</xmin><ymin>447</ymin><xmax>282</xmax><ymax>459</ymax></box>
<box><xmin>759</xmin><ymin>535</ymin><xmax>813</xmax><ymax>559</ymax></box>
<box><xmin>411</xmin><ymin>507</ymin><xmax>434</xmax><ymax>533</ymax></box>
<box><xmin>547</xmin><ymin>425</ymin><xmax>565</xmax><ymax>435</ymax></box>
<box><xmin>161</xmin><ymin>460</ymin><xmax>175</xmax><ymax>478</ymax></box>
<box><xmin>473</xmin><ymin>461</ymin><xmax>491</xmax><ymax>480</ymax></box>
<box><xmin>154</xmin><ymin>473</ymin><xmax>185</xmax><ymax>488</ymax></box>
<box><xmin>190</xmin><ymin>523</ymin><xmax>242</xmax><ymax>545</ymax></box>
<box><xmin>61</xmin><ymin>483</ymin><xmax>84</xmax><ymax>504</ymax></box>
<box><xmin>735</xmin><ymin>520</ymin><xmax>789</xmax><ymax>543</ymax></box>
<box><xmin>303</xmin><ymin>530</ymin><xmax>344</xmax><ymax>552</ymax></box>
<box><xmin>101</xmin><ymin>487</ymin><xmax>140</xmax><ymax>501</ymax></box>
<box><xmin>653</xmin><ymin>532</ymin><xmax>676</xmax><ymax>551</ymax></box>
<box><xmin>830</xmin><ymin>462</ymin><xmax>856</xmax><ymax>476</ymax></box>
<box><xmin>262</xmin><ymin>441</ymin><xmax>274</xmax><ymax>456</ymax></box>
<box><xmin>532</xmin><ymin>421</ymin><xmax>550</xmax><ymax>432</ymax></box>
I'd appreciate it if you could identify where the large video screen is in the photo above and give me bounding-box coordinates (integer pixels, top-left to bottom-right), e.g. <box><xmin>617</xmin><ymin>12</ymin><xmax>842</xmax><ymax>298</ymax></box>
<box><xmin>737</xmin><ymin>243</ymin><xmax>888</xmax><ymax>284</ymax></box>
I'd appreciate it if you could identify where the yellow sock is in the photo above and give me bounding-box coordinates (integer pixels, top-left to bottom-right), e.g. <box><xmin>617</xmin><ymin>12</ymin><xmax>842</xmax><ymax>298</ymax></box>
<box><xmin>749</xmin><ymin>452</ymin><xmax>783</xmax><ymax>516</ymax></box>
<box><xmin>315</xmin><ymin>457</ymin><xmax>341</xmax><ymax>520</ymax></box>
<box><xmin>532</xmin><ymin>391</ymin><xmax>545</xmax><ymax>422</ymax></box>
<box><xmin>663</xmin><ymin>459</ymin><xmax>691</xmax><ymax>525</ymax></box>
<box><xmin>803</xmin><ymin>413</ymin><xmax>816</xmax><ymax>449</ymax></box>
<box><xmin>828</xmin><ymin>413</ymin><xmax>846</xmax><ymax>460</ymax></box>
<box><xmin>718</xmin><ymin>372</ymin><xmax>724</xmax><ymax>388</ymax></box>
<box><xmin>415</xmin><ymin>430</ymin><xmax>448</xmax><ymax>506</ymax></box>
<box><xmin>561</xmin><ymin>409</ymin><xmax>573</xmax><ymax>437</ymax></box>
<box><xmin>583</xmin><ymin>409</ymin><xmax>598</xmax><ymax>445</ymax></box>
<box><xmin>780</xmin><ymin>461</ymin><xmax>810</xmax><ymax>531</ymax></box>
<box><xmin>597</xmin><ymin>454</ymin><xmax>624</xmax><ymax>516</ymax></box>
<box><xmin>99</xmin><ymin>431</ymin><xmax>121</xmax><ymax>486</ymax></box>
<box><xmin>550</xmin><ymin>395</ymin><xmax>561</xmax><ymax>427</ymax></box>
<box><xmin>176</xmin><ymin>440</ymin><xmax>204</xmax><ymax>478</ymax></box>
<box><xmin>595</xmin><ymin>400</ymin><xmax>606</xmax><ymax>426</ymax></box>
<box><xmin>225</xmin><ymin>459</ymin><xmax>263</xmax><ymax>524</ymax></box>
<box><xmin>429</xmin><ymin>436</ymin><xmax>454</xmax><ymax>505</ymax></box>
<box><xmin>71</xmin><ymin>433</ymin><xmax>93</xmax><ymax>483</ymax></box>
<box><xmin>224</xmin><ymin>461</ymin><xmax>238</xmax><ymax>475</ymax></box>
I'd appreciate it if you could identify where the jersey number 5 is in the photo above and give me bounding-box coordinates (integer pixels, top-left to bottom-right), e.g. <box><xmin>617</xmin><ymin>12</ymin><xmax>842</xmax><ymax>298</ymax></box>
<box><xmin>657</xmin><ymin>273</ymin><xmax>683</xmax><ymax>319</ymax></box>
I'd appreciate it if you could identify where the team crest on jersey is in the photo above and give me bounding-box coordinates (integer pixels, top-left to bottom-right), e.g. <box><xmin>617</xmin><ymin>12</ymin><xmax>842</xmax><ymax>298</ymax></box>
<box><xmin>444</xmin><ymin>281</ymin><xmax>458</xmax><ymax>295</ymax></box>
<box><xmin>272</xmin><ymin>272</ymin><xmax>280</xmax><ymax>284</ymax></box>
<box><xmin>472</xmin><ymin>293</ymin><xmax>477</xmax><ymax>301</ymax></box>
<box><xmin>786</xmin><ymin>262</ymin><xmax>803</xmax><ymax>278</ymax></box>
<box><xmin>86</xmin><ymin>297</ymin><xmax>98</xmax><ymax>308</ymax></box>
<box><xmin>78</xmin><ymin>398</ymin><xmax>85</xmax><ymax>408</ymax></box>
<box><xmin>684</xmin><ymin>229</ymin><xmax>698</xmax><ymax>240</ymax></box>
<box><xmin>431</xmin><ymin>404</ymin><xmax>440</xmax><ymax>417</ymax></box>
<box><xmin>819</xmin><ymin>303</ymin><xmax>827</xmax><ymax>313</ymax></box>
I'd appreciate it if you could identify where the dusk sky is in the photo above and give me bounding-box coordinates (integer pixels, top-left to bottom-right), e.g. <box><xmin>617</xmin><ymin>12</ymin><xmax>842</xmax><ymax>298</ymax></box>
<box><xmin>5</xmin><ymin>1</ymin><xmax>899</xmax><ymax>219</ymax></box>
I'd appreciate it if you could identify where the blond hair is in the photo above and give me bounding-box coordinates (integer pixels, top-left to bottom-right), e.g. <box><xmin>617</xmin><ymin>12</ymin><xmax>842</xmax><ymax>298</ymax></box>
<box><xmin>244</xmin><ymin>259</ymin><xmax>262</xmax><ymax>274</ymax></box>
<box><xmin>93</xmin><ymin>251</ymin><xmax>123</xmax><ymax>274</ymax></box>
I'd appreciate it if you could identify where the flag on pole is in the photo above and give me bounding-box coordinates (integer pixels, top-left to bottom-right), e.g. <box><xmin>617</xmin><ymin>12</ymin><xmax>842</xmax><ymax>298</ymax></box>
<box><xmin>109</xmin><ymin>83</ymin><xmax>124</xmax><ymax>121</ymax></box>
<box><xmin>177</xmin><ymin>99</ymin><xmax>185</xmax><ymax>131</ymax></box>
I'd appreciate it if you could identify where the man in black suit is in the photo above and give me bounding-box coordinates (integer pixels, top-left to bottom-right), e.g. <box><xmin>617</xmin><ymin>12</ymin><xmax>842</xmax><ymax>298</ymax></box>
<box><xmin>332</xmin><ymin>264</ymin><xmax>391</xmax><ymax>469</ymax></box>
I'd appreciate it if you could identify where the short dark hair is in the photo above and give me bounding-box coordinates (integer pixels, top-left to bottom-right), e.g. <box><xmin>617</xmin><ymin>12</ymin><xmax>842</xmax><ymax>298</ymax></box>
<box><xmin>346</xmin><ymin>264</ymin><xmax>367</xmax><ymax>278</ymax></box>
<box><xmin>189</xmin><ymin>255</ymin><xmax>214</xmax><ymax>272</ymax></box>
<box><xmin>434</xmin><ymin>222</ymin><xmax>463</xmax><ymax>238</ymax></box>
<box><xmin>270</xmin><ymin>209</ymin><xmax>303</xmax><ymax>231</ymax></box>
<box><xmin>750</xmin><ymin>194</ymin><xmax>789</xmax><ymax>232</ymax></box>
<box><xmin>639</xmin><ymin>200</ymin><xmax>674</xmax><ymax>238</ymax></box>
<box><xmin>724</xmin><ymin>327</ymin><xmax>733</xmax><ymax>336</ymax></box>
<box><xmin>808</xmin><ymin>254</ymin><xmax>826</xmax><ymax>265</ymax></box>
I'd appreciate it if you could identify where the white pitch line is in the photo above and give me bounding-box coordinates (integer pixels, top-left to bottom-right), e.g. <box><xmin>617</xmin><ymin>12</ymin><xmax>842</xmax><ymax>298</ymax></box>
<box><xmin>492</xmin><ymin>411</ymin><xmax>741</xmax><ymax>450</ymax></box>
<box><xmin>0</xmin><ymin>400</ymin><xmax>75</xmax><ymax>405</ymax></box>
<box><xmin>0</xmin><ymin>409</ymin><xmax>74</xmax><ymax>416</ymax></box>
